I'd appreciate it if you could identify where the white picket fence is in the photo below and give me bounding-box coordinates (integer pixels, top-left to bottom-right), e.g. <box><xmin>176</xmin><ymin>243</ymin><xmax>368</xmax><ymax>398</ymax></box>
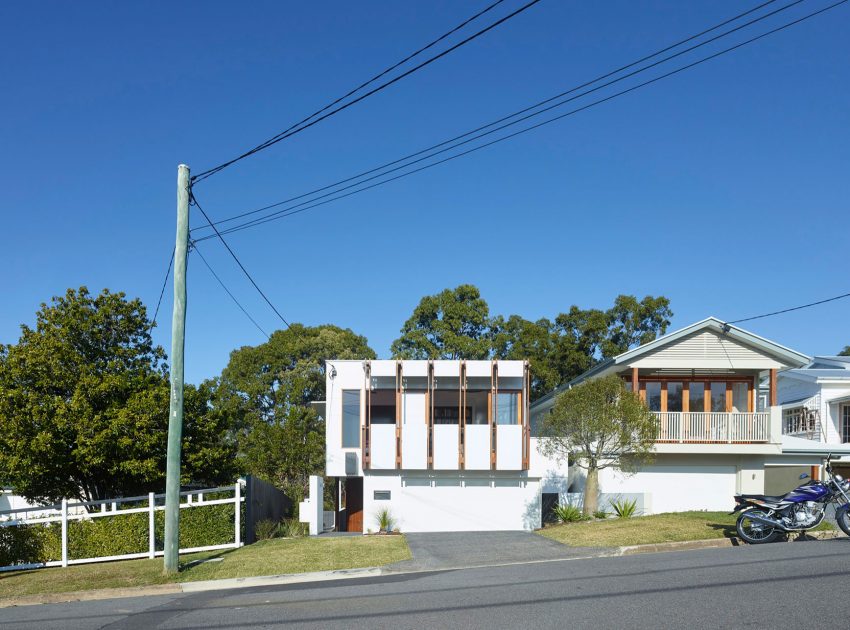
<box><xmin>0</xmin><ymin>483</ymin><xmax>243</xmax><ymax>572</ymax></box>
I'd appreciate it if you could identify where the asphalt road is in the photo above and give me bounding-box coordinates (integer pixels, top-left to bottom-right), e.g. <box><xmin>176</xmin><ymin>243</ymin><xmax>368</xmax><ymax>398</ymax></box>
<box><xmin>3</xmin><ymin>538</ymin><xmax>849</xmax><ymax>629</ymax></box>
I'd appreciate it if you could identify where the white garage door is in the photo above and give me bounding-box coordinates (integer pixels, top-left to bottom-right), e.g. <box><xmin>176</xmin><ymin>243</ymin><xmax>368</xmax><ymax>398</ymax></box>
<box><xmin>605</xmin><ymin>465</ymin><xmax>736</xmax><ymax>514</ymax></box>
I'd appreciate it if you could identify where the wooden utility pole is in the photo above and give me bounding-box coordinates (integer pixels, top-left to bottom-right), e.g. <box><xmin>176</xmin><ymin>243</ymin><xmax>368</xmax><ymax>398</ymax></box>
<box><xmin>164</xmin><ymin>164</ymin><xmax>190</xmax><ymax>574</ymax></box>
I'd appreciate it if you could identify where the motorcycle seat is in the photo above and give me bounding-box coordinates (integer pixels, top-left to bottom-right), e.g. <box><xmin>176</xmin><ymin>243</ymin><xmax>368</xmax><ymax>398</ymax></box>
<box><xmin>738</xmin><ymin>493</ymin><xmax>787</xmax><ymax>503</ymax></box>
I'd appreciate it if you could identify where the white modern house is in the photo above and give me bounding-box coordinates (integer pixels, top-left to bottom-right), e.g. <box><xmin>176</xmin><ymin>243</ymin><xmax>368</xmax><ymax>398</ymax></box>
<box><xmin>323</xmin><ymin>359</ymin><xmax>567</xmax><ymax>532</ymax></box>
<box><xmin>529</xmin><ymin>317</ymin><xmax>843</xmax><ymax>514</ymax></box>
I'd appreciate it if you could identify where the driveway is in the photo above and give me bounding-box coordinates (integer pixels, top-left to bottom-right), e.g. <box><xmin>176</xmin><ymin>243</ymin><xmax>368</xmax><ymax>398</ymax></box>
<box><xmin>386</xmin><ymin>531</ymin><xmax>606</xmax><ymax>571</ymax></box>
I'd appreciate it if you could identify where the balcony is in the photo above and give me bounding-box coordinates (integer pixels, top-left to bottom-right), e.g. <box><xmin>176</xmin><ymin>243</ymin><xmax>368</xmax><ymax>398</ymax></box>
<box><xmin>654</xmin><ymin>411</ymin><xmax>771</xmax><ymax>444</ymax></box>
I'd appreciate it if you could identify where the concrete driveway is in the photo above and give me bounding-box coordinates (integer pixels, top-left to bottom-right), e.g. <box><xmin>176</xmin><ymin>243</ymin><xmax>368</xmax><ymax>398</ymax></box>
<box><xmin>386</xmin><ymin>531</ymin><xmax>605</xmax><ymax>571</ymax></box>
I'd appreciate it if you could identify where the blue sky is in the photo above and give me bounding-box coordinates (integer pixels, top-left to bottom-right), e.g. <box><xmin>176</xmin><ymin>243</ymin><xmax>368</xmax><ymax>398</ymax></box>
<box><xmin>1</xmin><ymin>1</ymin><xmax>848</xmax><ymax>385</ymax></box>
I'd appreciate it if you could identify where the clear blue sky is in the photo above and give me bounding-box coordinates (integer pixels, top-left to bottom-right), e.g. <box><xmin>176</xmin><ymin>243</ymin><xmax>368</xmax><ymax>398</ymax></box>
<box><xmin>1</xmin><ymin>1</ymin><xmax>848</xmax><ymax>385</ymax></box>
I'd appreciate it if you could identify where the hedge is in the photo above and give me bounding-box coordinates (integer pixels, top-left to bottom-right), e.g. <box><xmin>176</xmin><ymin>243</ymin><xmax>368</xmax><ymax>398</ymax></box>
<box><xmin>0</xmin><ymin>502</ymin><xmax>242</xmax><ymax>567</ymax></box>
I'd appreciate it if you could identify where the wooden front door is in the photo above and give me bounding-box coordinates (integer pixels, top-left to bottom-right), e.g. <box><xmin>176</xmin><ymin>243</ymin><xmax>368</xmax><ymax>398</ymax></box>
<box><xmin>345</xmin><ymin>477</ymin><xmax>363</xmax><ymax>533</ymax></box>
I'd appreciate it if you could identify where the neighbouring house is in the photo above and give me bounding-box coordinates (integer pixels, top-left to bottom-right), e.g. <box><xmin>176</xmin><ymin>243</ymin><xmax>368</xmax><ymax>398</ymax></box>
<box><xmin>530</xmin><ymin>317</ymin><xmax>850</xmax><ymax>515</ymax></box>
<box><xmin>773</xmin><ymin>355</ymin><xmax>850</xmax><ymax>489</ymax></box>
<box><xmin>322</xmin><ymin>359</ymin><xmax>567</xmax><ymax>533</ymax></box>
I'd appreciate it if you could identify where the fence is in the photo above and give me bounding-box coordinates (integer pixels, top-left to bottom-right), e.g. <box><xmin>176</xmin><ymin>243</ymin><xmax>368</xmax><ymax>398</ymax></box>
<box><xmin>0</xmin><ymin>483</ymin><xmax>243</xmax><ymax>572</ymax></box>
<box><xmin>243</xmin><ymin>475</ymin><xmax>292</xmax><ymax>544</ymax></box>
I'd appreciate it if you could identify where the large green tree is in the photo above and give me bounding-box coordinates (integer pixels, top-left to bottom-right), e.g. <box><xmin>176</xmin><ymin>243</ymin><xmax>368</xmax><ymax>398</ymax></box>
<box><xmin>391</xmin><ymin>284</ymin><xmax>492</xmax><ymax>360</ymax></box>
<box><xmin>0</xmin><ymin>287</ymin><xmax>237</xmax><ymax>506</ymax></box>
<box><xmin>490</xmin><ymin>315</ymin><xmax>558</xmax><ymax>400</ymax></box>
<box><xmin>839</xmin><ymin>346</ymin><xmax>850</xmax><ymax>357</ymax></box>
<box><xmin>539</xmin><ymin>375</ymin><xmax>658</xmax><ymax>515</ymax></box>
<box><xmin>216</xmin><ymin>324</ymin><xmax>375</xmax><ymax>501</ymax></box>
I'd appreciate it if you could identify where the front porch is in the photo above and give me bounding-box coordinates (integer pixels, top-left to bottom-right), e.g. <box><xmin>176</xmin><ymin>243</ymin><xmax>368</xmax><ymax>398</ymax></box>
<box><xmin>654</xmin><ymin>411</ymin><xmax>771</xmax><ymax>443</ymax></box>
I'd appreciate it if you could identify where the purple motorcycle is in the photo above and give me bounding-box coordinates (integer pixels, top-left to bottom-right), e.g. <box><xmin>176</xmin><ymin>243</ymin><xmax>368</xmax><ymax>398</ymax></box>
<box><xmin>732</xmin><ymin>454</ymin><xmax>850</xmax><ymax>544</ymax></box>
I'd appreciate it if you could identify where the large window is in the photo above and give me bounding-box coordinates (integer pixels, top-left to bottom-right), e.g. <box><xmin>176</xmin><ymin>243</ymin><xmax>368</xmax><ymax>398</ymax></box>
<box><xmin>667</xmin><ymin>382</ymin><xmax>683</xmax><ymax>412</ymax></box>
<box><xmin>710</xmin><ymin>382</ymin><xmax>727</xmax><ymax>412</ymax></box>
<box><xmin>369</xmin><ymin>376</ymin><xmax>396</xmax><ymax>425</ymax></box>
<box><xmin>646</xmin><ymin>382</ymin><xmax>662</xmax><ymax>412</ymax></box>
<box><xmin>342</xmin><ymin>390</ymin><xmax>361</xmax><ymax>447</ymax></box>
<box><xmin>689</xmin><ymin>382</ymin><xmax>705</xmax><ymax>412</ymax></box>
<box><xmin>495</xmin><ymin>392</ymin><xmax>519</xmax><ymax>425</ymax></box>
<box><xmin>843</xmin><ymin>406</ymin><xmax>850</xmax><ymax>443</ymax></box>
<box><xmin>731</xmin><ymin>382</ymin><xmax>748</xmax><ymax>413</ymax></box>
<box><xmin>433</xmin><ymin>377</ymin><xmax>461</xmax><ymax>424</ymax></box>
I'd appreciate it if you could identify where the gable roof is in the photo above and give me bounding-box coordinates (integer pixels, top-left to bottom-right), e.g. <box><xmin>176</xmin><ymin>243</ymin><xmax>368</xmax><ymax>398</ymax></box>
<box><xmin>532</xmin><ymin>317</ymin><xmax>810</xmax><ymax>409</ymax></box>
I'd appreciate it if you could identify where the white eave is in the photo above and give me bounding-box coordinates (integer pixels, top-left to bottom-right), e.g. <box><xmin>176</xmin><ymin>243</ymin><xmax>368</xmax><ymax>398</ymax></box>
<box><xmin>781</xmin><ymin>434</ymin><xmax>850</xmax><ymax>455</ymax></box>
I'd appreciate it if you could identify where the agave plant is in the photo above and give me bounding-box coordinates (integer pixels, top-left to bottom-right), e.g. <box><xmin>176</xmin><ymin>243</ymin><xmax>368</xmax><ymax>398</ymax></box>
<box><xmin>609</xmin><ymin>497</ymin><xmax>639</xmax><ymax>519</ymax></box>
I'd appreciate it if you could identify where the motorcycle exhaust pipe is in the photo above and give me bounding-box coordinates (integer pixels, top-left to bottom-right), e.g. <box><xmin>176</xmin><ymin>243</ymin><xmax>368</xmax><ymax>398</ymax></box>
<box><xmin>745</xmin><ymin>511</ymin><xmax>790</xmax><ymax>532</ymax></box>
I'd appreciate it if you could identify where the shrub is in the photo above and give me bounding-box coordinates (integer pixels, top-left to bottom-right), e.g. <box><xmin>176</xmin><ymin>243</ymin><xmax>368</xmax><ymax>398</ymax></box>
<box><xmin>553</xmin><ymin>503</ymin><xmax>588</xmax><ymax>523</ymax></box>
<box><xmin>374</xmin><ymin>507</ymin><xmax>395</xmax><ymax>532</ymax></box>
<box><xmin>279</xmin><ymin>518</ymin><xmax>307</xmax><ymax>538</ymax></box>
<box><xmin>592</xmin><ymin>509</ymin><xmax>609</xmax><ymax>520</ymax></box>
<box><xmin>609</xmin><ymin>497</ymin><xmax>638</xmax><ymax>519</ymax></box>
<box><xmin>254</xmin><ymin>519</ymin><xmax>280</xmax><ymax>541</ymax></box>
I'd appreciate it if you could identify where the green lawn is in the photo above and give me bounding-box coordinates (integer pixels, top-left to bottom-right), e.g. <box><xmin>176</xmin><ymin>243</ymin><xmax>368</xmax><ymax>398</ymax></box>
<box><xmin>0</xmin><ymin>535</ymin><xmax>411</xmax><ymax>600</ymax></box>
<box><xmin>538</xmin><ymin>511</ymin><xmax>832</xmax><ymax>548</ymax></box>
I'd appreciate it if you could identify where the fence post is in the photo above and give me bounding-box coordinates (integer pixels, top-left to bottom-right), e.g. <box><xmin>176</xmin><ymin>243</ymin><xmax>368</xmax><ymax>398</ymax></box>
<box><xmin>148</xmin><ymin>492</ymin><xmax>156</xmax><ymax>559</ymax></box>
<box><xmin>234</xmin><ymin>482</ymin><xmax>242</xmax><ymax>547</ymax></box>
<box><xmin>61</xmin><ymin>499</ymin><xmax>68</xmax><ymax>568</ymax></box>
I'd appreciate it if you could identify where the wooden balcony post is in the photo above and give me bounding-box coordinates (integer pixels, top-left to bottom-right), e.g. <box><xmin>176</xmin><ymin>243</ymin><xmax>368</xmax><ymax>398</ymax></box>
<box><xmin>631</xmin><ymin>367</ymin><xmax>638</xmax><ymax>393</ymax></box>
<box><xmin>769</xmin><ymin>369</ymin><xmax>777</xmax><ymax>407</ymax></box>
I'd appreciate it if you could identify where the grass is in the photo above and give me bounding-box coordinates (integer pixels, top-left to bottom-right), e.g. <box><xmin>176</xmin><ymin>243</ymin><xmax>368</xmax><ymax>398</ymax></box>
<box><xmin>0</xmin><ymin>535</ymin><xmax>411</xmax><ymax>600</ymax></box>
<box><xmin>538</xmin><ymin>511</ymin><xmax>833</xmax><ymax>548</ymax></box>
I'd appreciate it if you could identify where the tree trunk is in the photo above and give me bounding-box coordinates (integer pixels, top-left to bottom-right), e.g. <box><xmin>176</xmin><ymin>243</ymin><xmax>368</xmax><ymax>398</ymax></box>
<box><xmin>583</xmin><ymin>467</ymin><xmax>599</xmax><ymax>516</ymax></box>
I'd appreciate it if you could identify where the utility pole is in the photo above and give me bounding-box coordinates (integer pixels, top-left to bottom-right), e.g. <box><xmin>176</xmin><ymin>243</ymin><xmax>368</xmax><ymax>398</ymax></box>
<box><xmin>164</xmin><ymin>164</ymin><xmax>190</xmax><ymax>574</ymax></box>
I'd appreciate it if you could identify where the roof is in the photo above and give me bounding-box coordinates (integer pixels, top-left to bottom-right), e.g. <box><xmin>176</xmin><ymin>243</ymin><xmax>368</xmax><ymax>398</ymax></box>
<box><xmin>532</xmin><ymin>317</ymin><xmax>810</xmax><ymax>409</ymax></box>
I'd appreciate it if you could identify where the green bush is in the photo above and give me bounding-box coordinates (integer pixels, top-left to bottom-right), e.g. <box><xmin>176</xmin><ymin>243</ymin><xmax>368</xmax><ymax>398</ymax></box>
<box><xmin>279</xmin><ymin>518</ymin><xmax>307</xmax><ymax>538</ymax></box>
<box><xmin>609</xmin><ymin>497</ymin><xmax>639</xmax><ymax>519</ymax></box>
<box><xmin>592</xmin><ymin>509</ymin><xmax>609</xmax><ymax>520</ymax></box>
<box><xmin>374</xmin><ymin>507</ymin><xmax>395</xmax><ymax>532</ymax></box>
<box><xmin>254</xmin><ymin>519</ymin><xmax>280</xmax><ymax>541</ymax></box>
<box><xmin>553</xmin><ymin>503</ymin><xmax>588</xmax><ymax>523</ymax></box>
<box><xmin>0</xmin><ymin>500</ymin><xmax>240</xmax><ymax>567</ymax></box>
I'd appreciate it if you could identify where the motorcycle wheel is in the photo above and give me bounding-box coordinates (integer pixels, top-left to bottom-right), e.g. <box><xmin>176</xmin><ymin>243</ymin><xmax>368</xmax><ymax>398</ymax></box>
<box><xmin>836</xmin><ymin>507</ymin><xmax>850</xmax><ymax>537</ymax></box>
<box><xmin>736</xmin><ymin>510</ymin><xmax>781</xmax><ymax>544</ymax></box>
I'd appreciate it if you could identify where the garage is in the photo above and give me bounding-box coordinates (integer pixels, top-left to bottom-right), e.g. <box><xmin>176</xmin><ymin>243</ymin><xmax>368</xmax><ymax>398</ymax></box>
<box><xmin>765</xmin><ymin>466</ymin><xmax>811</xmax><ymax>496</ymax></box>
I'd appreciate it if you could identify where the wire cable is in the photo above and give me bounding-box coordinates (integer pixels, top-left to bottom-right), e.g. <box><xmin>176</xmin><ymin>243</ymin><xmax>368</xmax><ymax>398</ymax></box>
<box><xmin>191</xmin><ymin>244</ymin><xmax>270</xmax><ymax>338</ymax></box>
<box><xmin>194</xmin><ymin>0</ymin><xmax>846</xmax><ymax>242</ymax></box>
<box><xmin>728</xmin><ymin>292</ymin><xmax>850</xmax><ymax>324</ymax></box>
<box><xmin>149</xmin><ymin>248</ymin><xmax>175</xmax><ymax>332</ymax></box>
<box><xmin>191</xmin><ymin>0</ymin><xmax>543</xmax><ymax>184</ymax></box>
<box><xmin>190</xmin><ymin>190</ymin><xmax>293</xmax><ymax>329</ymax></box>
<box><xmin>191</xmin><ymin>0</ymin><xmax>783</xmax><ymax>234</ymax></box>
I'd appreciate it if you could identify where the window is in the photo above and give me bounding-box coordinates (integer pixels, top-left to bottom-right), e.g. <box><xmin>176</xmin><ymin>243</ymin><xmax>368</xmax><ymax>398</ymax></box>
<box><xmin>342</xmin><ymin>390</ymin><xmax>361</xmax><ymax>448</ymax></box>
<box><xmin>710</xmin><ymin>382</ymin><xmax>727</xmax><ymax>412</ymax></box>
<box><xmin>689</xmin><ymin>382</ymin><xmax>705</xmax><ymax>413</ymax></box>
<box><xmin>496</xmin><ymin>392</ymin><xmax>519</xmax><ymax>425</ymax></box>
<box><xmin>373</xmin><ymin>491</ymin><xmax>391</xmax><ymax>501</ymax></box>
<box><xmin>369</xmin><ymin>389</ymin><xmax>396</xmax><ymax>424</ymax></box>
<box><xmin>843</xmin><ymin>406</ymin><xmax>850</xmax><ymax>443</ymax></box>
<box><xmin>646</xmin><ymin>382</ymin><xmax>662</xmax><ymax>412</ymax></box>
<box><xmin>667</xmin><ymin>382</ymin><xmax>683</xmax><ymax>412</ymax></box>
<box><xmin>731</xmin><ymin>382</ymin><xmax>748</xmax><ymax>412</ymax></box>
<box><xmin>466</xmin><ymin>376</ymin><xmax>491</xmax><ymax>425</ymax></box>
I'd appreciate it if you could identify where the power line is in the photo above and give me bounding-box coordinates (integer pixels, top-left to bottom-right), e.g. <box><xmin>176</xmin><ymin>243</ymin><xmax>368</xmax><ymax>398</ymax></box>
<box><xmin>728</xmin><ymin>292</ymin><xmax>850</xmax><ymax>324</ymax></box>
<box><xmin>190</xmin><ymin>190</ymin><xmax>293</xmax><ymax>329</ymax></box>
<box><xmin>191</xmin><ymin>0</ymin><xmax>783</xmax><ymax>235</ymax></box>
<box><xmin>191</xmin><ymin>0</ymin><xmax>542</xmax><ymax>184</ymax></box>
<box><xmin>149</xmin><ymin>247</ymin><xmax>175</xmax><ymax>332</ymax></box>
<box><xmin>191</xmin><ymin>244</ymin><xmax>270</xmax><ymax>338</ymax></box>
<box><xmin>195</xmin><ymin>0</ymin><xmax>846</xmax><ymax>242</ymax></box>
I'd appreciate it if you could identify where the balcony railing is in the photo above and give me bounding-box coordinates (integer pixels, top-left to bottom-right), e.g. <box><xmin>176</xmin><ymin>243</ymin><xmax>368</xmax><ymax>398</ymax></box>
<box><xmin>653</xmin><ymin>411</ymin><xmax>771</xmax><ymax>443</ymax></box>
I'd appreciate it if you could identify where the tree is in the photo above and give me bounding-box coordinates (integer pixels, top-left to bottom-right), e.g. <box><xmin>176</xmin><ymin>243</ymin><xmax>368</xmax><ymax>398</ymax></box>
<box><xmin>539</xmin><ymin>375</ymin><xmax>658</xmax><ymax>515</ymax></box>
<box><xmin>216</xmin><ymin>323</ymin><xmax>374</xmax><ymax>501</ymax></box>
<box><xmin>391</xmin><ymin>284</ymin><xmax>492</xmax><ymax>360</ymax></box>
<box><xmin>490</xmin><ymin>315</ymin><xmax>558</xmax><ymax>400</ymax></box>
<box><xmin>0</xmin><ymin>287</ymin><xmax>237</xmax><ymax>506</ymax></box>
<box><xmin>839</xmin><ymin>346</ymin><xmax>850</xmax><ymax>357</ymax></box>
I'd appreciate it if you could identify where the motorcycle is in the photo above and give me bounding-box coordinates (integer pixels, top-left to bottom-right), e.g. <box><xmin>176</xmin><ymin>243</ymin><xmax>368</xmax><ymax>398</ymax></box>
<box><xmin>731</xmin><ymin>454</ymin><xmax>850</xmax><ymax>544</ymax></box>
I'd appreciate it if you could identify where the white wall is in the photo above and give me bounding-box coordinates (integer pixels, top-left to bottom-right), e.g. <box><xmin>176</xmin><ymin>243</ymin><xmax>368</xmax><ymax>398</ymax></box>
<box><xmin>363</xmin><ymin>472</ymin><xmax>541</xmax><ymax>532</ymax></box>
<box><xmin>371</xmin><ymin>425</ymin><xmax>396</xmax><ymax>470</ymax></box>
<box><xmin>496</xmin><ymin>424</ymin><xmax>522</xmax><ymax>470</ymax></box>
<box><xmin>465</xmin><ymin>425</ymin><xmax>491</xmax><ymax>470</ymax></box>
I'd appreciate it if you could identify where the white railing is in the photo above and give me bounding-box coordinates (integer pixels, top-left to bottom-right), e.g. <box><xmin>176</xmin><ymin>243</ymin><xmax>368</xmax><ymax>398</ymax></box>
<box><xmin>0</xmin><ymin>483</ymin><xmax>243</xmax><ymax>572</ymax></box>
<box><xmin>654</xmin><ymin>412</ymin><xmax>771</xmax><ymax>443</ymax></box>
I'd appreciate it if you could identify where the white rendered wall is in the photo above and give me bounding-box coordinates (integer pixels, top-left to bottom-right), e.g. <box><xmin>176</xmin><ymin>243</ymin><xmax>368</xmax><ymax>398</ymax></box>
<box><xmin>465</xmin><ymin>425</ymin><xmax>491</xmax><ymax>470</ymax></box>
<box><xmin>528</xmin><ymin>437</ymin><xmax>569</xmax><ymax>493</ymax></box>
<box><xmin>363</xmin><ymin>473</ymin><xmax>541</xmax><ymax>532</ymax></box>
<box><xmin>496</xmin><ymin>425</ymin><xmax>522</xmax><ymax>470</ymax></box>
<box><xmin>433</xmin><ymin>425</ymin><xmax>460</xmax><ymax>470</ymax></box>
<box><xmin>371</xmin><ymin>425</ymin><xmax>396</xmax><ymax>470</ymax></box>
<box><xmin>326</xmin><ymin>361</ymin><xmax>366</xmax><ymax>477</ymax></box>
<box><xmin>598</xmin><ymin>462</ymin><xmax>736</xmax><ymax>513</ymax></box>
